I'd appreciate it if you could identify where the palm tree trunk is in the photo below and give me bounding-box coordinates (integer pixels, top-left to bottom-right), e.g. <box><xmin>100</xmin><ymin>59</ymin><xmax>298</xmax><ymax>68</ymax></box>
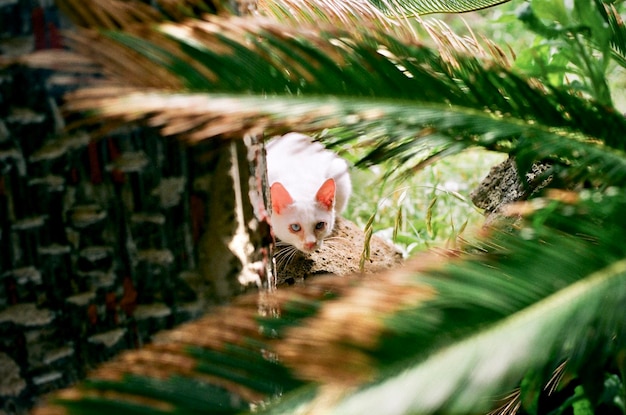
<box><xmin>0</xmin><ymin>6</ymin><xmax>271</xmax><ymax>411</ymax></box>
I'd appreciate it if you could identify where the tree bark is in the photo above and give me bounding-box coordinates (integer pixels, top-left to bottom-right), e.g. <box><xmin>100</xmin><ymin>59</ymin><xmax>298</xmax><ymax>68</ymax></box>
<box><xmin>0</xmin><ymin>44</ymin><xmax>271</xmax><ymax>415</ymax></box>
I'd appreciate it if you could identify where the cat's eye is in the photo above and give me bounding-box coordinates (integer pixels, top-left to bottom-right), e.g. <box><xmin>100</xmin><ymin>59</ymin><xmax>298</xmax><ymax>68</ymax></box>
<box><xmin>290</xmin><ymin>224</ymin><xmax>301</xmax><ymax>232</ymax></box>
<box><xmin>315</xmin><ymin>222</ymin><xmax>326</xmax><ymax>230</ymax></box>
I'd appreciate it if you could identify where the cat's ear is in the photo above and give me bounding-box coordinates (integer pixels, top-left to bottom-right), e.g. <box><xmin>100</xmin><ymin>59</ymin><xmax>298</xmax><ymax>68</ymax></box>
<box><xmin>271</xmin><ymin>182</ymin><xmax>294</xmax><ymax>214</ymax></box>
<box><xmin>316</xmin><ymin>178</ymin><xmax>336</xmax><ymax>211</ymax></box>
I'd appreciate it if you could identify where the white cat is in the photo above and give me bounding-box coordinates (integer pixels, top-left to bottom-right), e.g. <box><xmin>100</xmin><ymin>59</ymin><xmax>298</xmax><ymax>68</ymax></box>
<box><xmin>266</xmin><ymin>133</ymin><xmax>351</xmax><ymax>254</ymax></box>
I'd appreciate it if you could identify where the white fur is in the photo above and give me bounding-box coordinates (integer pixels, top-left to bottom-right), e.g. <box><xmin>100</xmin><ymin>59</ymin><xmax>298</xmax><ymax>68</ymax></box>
<box><xmin>266</xmin><ymin>133</ymin><xmax>351</xmax><ymax>253</ymax></box>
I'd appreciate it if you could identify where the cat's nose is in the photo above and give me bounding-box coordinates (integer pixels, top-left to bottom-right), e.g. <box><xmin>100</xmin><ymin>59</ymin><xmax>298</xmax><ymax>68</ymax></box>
<box><xmin>303</xmin><ymin>242</ymin><xmax>317</xmax><ymax>251</ymax></box>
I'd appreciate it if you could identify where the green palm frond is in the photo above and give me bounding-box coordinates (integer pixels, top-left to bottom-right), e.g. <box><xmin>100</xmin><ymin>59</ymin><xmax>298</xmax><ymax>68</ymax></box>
<box><xmin>516</xmin><ymin>0</ymin><xmax>619</xmax><ymax>105</ymax></box>
<box><xmin>601</xmin><ymin>1</ymin><xmax>626</xmax><ymax>68</ymax></box>
<box><xmin>66</xmin><ymin>15</ymin><xmax>512</xmax><ymax>99</ymax></box>
<box><xmin>368</xmin><ymin>0</ymin><xmax>511</xmax><ymax>16</ymax></box>
<box><xmin>319</xmin><ymin>261</ymin><xmax>625</xmax><ymax>414</ymax></box>
<box><xmin>35</xmin><ymin>189</ymin><xmax>626</xmax><ymax>415</ymax></box>
<box><xmin>57</xmin><ymin>15</ymin><xmax>626</xmax><ymax>186</ymax></box>
<box><xmin>65</xmin><ymin>83</ymin><xmax>626</xmax><ymax>186</ymax></box>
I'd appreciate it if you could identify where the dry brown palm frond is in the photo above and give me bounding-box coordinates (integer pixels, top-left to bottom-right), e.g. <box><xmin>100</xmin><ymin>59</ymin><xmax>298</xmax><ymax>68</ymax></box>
<box><xmin>62</xmin><ymin>26</ymin><xmax>207</xmax><ymax>90</ymax></box>
<box><xmin>62</xmin><ymin>87</ymin><xmax>346</xmax><ymax>141</ymax></box>
<box><xmin>257</xmin><ymin>0</ymin><xmax>418</xmax><ymax>41</ymax></box>
<box><xmin>55</xmin><ymin>0</ymin><xmax>232</xmax><ymax>29</ymax></box>
<box><xmin>55</xmin><ymin>0</ymin><xmax>165</xmax><ymax>29</ymax></box>
<box><xmin>34</xmin><ymin>252</ymin><xmax>447</xmax><ymax>415</ymax></box>
<box><xmin>274</xmin><ymin>266</ymin><xmax>438</xmax><ymax>384</ymax></box>
<box><xmin>155</xmin><ymin>0</ymin><xmax>229</xmax><ymax>19</ymax></box>
<box><xmin>421</xmin><ymin>17</ymin><xmax>513</xmax><ymax>68</ymax></box>
<box><xmin>487</xmin><ymin>389</ymin><xmax>521</xmax><ymax>415</ymax></box>
<box><xmin>487</xmin><ymin>361</ymin><xmax>570</xmax><ymax>415</ymax></box>
<box><xmin>15</xmin><ymin>4</ymin><xmax>512</xmax><ymax>97</ymax></box>
<box><xmin>55</xmin><ymin>0</ymin><xmax>416</xmax><ymax>38</ymax></box>
<box><xmin>0</xmin><ymin>49</ymin><xmax>99</xmax><ymax>72</ymax></box>
<box><xmin>58</xmin><ymin>14</ymin><xmax>419</xmax><ymax>91</ymax></box>
<box><xmin>13</xmin><ymin>6</ymin><xmax>523</xmax><ymax>148</ymax></box>
<box><xmin>544</xmin><ymin>360</ymin><xmax>569</xmax><ymax>395</ymax></box>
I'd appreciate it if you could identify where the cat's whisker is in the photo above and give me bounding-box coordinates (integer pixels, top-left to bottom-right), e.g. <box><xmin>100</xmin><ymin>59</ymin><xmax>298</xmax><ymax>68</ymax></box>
<box><xmin>273</xmin><ymin>248</ymin><xmax>289</xmax><ymax>268</ymax></box>
<box><xmin>281</xmin><ymin>251</ymin><xmax>295</xmax><ymax>268</ymax></box>
<box><xmin>287</xmin><ymin>247</ymin><xmax>300</xmax><ymax>265</ymax></box>
<box><xmin>273</xmin><ymin>243</ymin><xmax>300</xmax><ymax>269</ymax></box>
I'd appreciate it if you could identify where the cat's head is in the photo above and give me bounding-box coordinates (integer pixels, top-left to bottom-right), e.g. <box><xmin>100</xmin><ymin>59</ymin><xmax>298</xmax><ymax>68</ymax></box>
<box><xmin>270</xmin><ymin>178</ymin><xmax>336</xmax><ymax>253</ymax></box>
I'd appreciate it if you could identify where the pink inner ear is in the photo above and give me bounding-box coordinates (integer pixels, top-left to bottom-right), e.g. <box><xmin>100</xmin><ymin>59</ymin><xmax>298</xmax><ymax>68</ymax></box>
<box><xmin>271</xmin><ymin>182</ymin><xmax>294</xmax><ymax>214</ymax></box>
<box><xmin>315</xmin><ymin>178</ymin><xmax>336</xmax><ymax>211</ymax></box>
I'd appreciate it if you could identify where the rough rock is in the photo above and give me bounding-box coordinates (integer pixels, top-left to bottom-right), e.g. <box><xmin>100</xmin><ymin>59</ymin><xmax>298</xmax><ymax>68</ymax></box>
<box><xmin>275</xmin><ymin>217</ymin><xmax>403</xmax><ymax>285</ymax></box>
<box><xmin>470</xmin><ymin>157</ymin><xmax>552</xmax><ymax>224</ymax></box>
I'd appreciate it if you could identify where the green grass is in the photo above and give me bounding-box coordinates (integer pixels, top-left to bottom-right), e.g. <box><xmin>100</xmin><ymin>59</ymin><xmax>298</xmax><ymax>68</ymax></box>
<box><xmin>344</xmin><ymin>149</ymin><xmax>507</xmax><ymax>257</ymax></box>
<box><xmin>334</xmin><ymin>7</ymin><xmax>516</xmax><ymax>258</ymax></box>
<box><xmin>343</xmin><ymin>0</ymin><xmax>626</xmax><ymax>258</ymax></box>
